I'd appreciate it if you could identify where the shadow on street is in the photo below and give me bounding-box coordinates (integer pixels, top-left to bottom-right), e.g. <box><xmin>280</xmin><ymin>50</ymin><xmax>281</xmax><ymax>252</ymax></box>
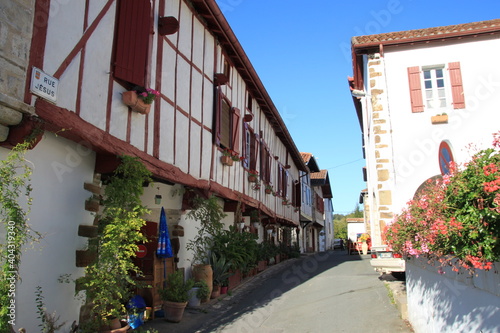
<box><xmin>198</xmin><ymin>250</ymin><xmax>364</xmax><ymax>332</ymax></box>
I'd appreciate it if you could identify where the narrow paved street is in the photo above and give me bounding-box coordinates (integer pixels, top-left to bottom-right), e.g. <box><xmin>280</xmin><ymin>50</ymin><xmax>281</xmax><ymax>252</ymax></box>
<box><xmin>145</xmin><ymin>251</ymin><xmax>413</xmax><ymax>333</ymax></box>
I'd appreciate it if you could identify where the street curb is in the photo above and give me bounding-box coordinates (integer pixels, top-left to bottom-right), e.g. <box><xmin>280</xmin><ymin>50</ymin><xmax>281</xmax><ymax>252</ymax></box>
<box><xmin>385</xmin><ymin>280</ymin><xmax>408</xmax><ymax>321</ymax></box>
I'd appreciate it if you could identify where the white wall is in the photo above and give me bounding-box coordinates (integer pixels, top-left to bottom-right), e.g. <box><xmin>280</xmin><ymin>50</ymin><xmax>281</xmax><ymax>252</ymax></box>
<box><xmin>407</xmin><ymin>258</ymin><xmax>500</xmax><ymax>333</ymax></box>
<box><xmin>0</xmin><ymin>132</ymin><xmax>96</xmax><ymax>332</ymax></box>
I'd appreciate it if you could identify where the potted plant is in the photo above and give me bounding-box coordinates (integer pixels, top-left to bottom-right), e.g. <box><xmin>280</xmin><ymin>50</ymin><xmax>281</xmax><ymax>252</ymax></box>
<box><xmin>265</xmin><ymin>184</ymin><xmax>273</xmax><ymax>194</ymax></box>
<box><xmin>186</xmin><ymin>194</ymin><xmax>226</xmax><ymax>300</ymax></box>
<box><xmin>188</xmin><ymin>280</ymin><xmax>210</xmax><ymax>308</ymax></box>
<box><xmin>210</xmin><ymin>253</ymin><xmax>231</xmax><ymax>298</ymax></box>
<box><xmin>358</xmin><ymin>233</ymin><xmax>370</xmax><ymax>255</ymax></box>
<box><xmin>158</xmin><ymin>270</ymin><xmax>195</xmax><ymax>323</ymax></box>
<box><xmin>220</xmin><ymin>279</ymin><xmax>229</xmax><ymax>294</ymax></box>
<box><xmin>122</xmin><ymin>87</ymin><xmax>160</xmax><ymax>114</ymax></box>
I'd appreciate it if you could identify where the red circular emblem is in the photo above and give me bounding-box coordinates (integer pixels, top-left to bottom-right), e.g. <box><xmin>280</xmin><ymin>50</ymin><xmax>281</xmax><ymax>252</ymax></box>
<box><xmin>136</xmin><ymin>244</ymin><xmax>147</xmax><ymax>258</ymax></box>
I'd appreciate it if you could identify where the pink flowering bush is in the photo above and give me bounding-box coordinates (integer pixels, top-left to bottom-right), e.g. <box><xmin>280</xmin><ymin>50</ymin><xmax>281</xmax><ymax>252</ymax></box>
<box><xmin>386</xmin><ymin>132</ymin><xmax>500</xmax><ymax>272</ymax></box>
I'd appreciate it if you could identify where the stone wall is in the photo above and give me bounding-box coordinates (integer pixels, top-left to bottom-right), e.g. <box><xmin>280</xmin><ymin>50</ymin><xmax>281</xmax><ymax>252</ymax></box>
<box><xmin>367</xmin><ymin>53</ymin><xmax>394</xmax><ymax>242</ymax></box>
<box><xmin>0</xmin><ymin>0</ymin><xmax>35</xmax><ymax>141</ymax></box>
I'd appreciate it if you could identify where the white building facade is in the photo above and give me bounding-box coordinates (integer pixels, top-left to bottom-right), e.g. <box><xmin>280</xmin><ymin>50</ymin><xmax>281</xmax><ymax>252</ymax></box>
<box><xmin>351</xmin><ymin>19</ymin><xmax>500</xmax><ymax>332</ymax></box>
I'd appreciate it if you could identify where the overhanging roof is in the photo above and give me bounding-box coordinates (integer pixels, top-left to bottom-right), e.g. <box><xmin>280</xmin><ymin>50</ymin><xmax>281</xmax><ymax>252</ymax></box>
<box><xmin>190</xmin><ymin>0</ymin><xmax>307</xmax><ymax>172</ymax></box>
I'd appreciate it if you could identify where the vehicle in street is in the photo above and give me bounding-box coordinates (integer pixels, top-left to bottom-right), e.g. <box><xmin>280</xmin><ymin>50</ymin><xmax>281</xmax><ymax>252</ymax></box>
<box><xmin>369</xmin><ymin>245</ymin><xmax>405</xmax><ymax>274</ymax></box>
<box><xmin>333</xmin><ymin>238</ymin><xmax>342</xmax><ymax>249</ymax></box>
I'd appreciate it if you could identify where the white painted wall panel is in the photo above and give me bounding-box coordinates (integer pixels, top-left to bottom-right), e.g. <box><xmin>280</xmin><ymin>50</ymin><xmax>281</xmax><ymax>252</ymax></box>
<box><xmin>56</xmin><ymin>56</ymin><xmax>79</xmax><ymax>111</ymax></box>
<box><xmin>129</xmin><ymin>112</ymin><xmax>146</xmax><ymax>151</ymax></box>
<box><xmin>191</xmin><ymin>70</ymin><xmax>203</xmax><ymax>121</ymax></box>
<box><xmin>175</xmin><ymin>113</ymin><xmax>189</xmax><ymax>172</ymax></box>
<box><xmin>202</xmin><ymin>77</ymin><xmax>214</xmax><ymax>128</ymax></box>
<box><xmin>87</xmin><ymin>0</ymin><xmax>109</xmax><ymax>24</ymax></box>
<box><xmin>80</xmin><ymin>8</ymin><xmax>115</xmax><ymax>130</ymax></box>
<box><xmin>177</xmin><ymin>2</ymin><xmax>192</xmax><ymax>62</ymax></box>
<box><xmin>192</xmin><ymin>19</ymin><xmax>205</xmax><ymax>70</ymax></box>
<box><xmin>162</xmin><ymin>45</ymin><xmax>177</xmax><ymax>100</ymax></box>
<box><xmin>176</xmin><ymin>57</ymin><xmax>191</xmax><ymax>114</ymax></box>
<box><xmin>159</xmin><ymin>101</ymin><xmax>175</xmax><ymax>164</ymax></box>
<box><xmin>201</xmin><ymin>130</ymin><xmax>212</xmax><ymax>180</ymax></box>
<box><xmin>109</xmin><ymin>86</ymin><xmax>128</xmax><ymax>141</ymax></box>
<box><xmin>204</xmin><ymin>30</ymin><xmax>215</xmax><ymax>77</ymax></box>
<box><xmin>44</xmin><ymin>1</ymin><xmax>85</xmax><ymax>74</ymax></box>
<box><xmin>189</xmin><ymin>122</ymin><xmax>201</xmax><ymax>176</ymax></box>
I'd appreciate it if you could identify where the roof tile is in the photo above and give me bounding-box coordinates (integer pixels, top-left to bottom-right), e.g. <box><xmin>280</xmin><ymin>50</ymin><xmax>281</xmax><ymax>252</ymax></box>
<box><xmin>352</xmin><ymin>18</ymin><xmax>500</xmax><ymax>46</ymax></box>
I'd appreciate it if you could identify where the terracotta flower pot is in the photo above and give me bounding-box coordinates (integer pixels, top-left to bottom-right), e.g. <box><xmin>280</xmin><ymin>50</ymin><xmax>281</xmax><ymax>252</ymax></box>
<box><xmin>122</xmin><ymin>91</ymin><xmax>151</xmax><ymax>114</ymax></box>
<box><xmin>211</xmin><ymin>285</ymin><xmax>221</xmax><ymax>299</ymax></box>
<box><xmin>163</xmin><ymin>301</ymin><xmax>188</xmax><ymax>323</ymax></box>
<box><xmin>248</xmin><ymin>175</ymin><xmax>258</xmax><ymax>183</ymax></box>
<box><xmin>192</xmin><ymin>264</ymin><xmax>213</xmax><ymax>302</ymax></box>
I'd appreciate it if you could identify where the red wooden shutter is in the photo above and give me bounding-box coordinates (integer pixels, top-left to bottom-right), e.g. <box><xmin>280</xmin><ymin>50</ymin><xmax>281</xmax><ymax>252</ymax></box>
<box><xmin>114</xmin><ymin>0</ymin><xmax>151</xmax><ymax>87</ymax></box>
<box><xmin>260</xmin><ymin>143</ymin><xmax>271</xmax><ymax>184</ymax></box>
<box><xmin>294</xmin><ymin>182</ymin><xmax>301</xmax><ymax>208</ymax></box>
<box><xmin>407</xmin><ymin>66</ymin><xmax>424</xmax><ymax>113</ymax></box>
<box><xmin>250</xmin><ymin>133</ymin><xmax>259</xmax><ymax>171</ymax></box>
<box><xmin>277</xmin><ymin>165</ymin><xmax>283</xmax><ymax>196</ymax></box>
<box><xmin>449</xmin><ymin>62</ymin><xmax>465</xmax><ymax>109</ymax></box>
<box><xmin>220</xmin><ymin>100</ymin><xmax>231</xmax><ymax>148</ymax></box>
<box><xmin>231</xmin><ymin>107</ymin><xmax>241</xmax><ymax>153</ymax></box>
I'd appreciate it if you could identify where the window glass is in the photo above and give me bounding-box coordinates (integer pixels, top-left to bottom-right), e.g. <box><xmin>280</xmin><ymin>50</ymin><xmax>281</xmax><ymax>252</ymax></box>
<box><xmin>423</xmin><ymin>67</ymin><xmax>447</xmax><ymax>109</ymax></box>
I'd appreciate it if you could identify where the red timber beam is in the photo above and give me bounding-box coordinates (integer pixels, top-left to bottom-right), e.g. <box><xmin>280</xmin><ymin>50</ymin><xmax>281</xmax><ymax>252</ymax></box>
<box><xmin>34</xmin><ymin>98</ymin><xmax>273</xmax><ymax>216</ymax></box>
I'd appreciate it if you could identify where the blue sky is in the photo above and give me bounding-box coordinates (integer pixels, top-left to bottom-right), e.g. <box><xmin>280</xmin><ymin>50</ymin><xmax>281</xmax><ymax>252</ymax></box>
<box><xmin>215</xmin><ymin>0</ymin><xmax>500</xmax><ymax>214</ymax></box>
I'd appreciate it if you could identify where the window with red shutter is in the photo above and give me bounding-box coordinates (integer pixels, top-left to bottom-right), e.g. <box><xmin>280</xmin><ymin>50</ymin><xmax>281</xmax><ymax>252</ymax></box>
<box><xmin>214</xmin><ymin>88</ymin><xmax>242</xmax><ymax>154</ymax></box>
<box><xmin>407</xmin><ymin>66</ymin><xmax>424</xmax><ymax>113</ymax></box>
<box><xmin>293</xmin><ymin>182</ymin><xmax>301</xmax><ymax>208</ymax></box>
<box><xmin>260</xmin><ymin>142</ymin><xmax>272</xmax><ymax>185</ymax></box>
<box><xmin>448</xmin><ymin>62</ymin><xmax>465</xmax><ymax>109</ymax></box>
<box><xmin>114</xmin><ymin>0</ymin><xmax>151</xmax><ymax>87</ymax></box>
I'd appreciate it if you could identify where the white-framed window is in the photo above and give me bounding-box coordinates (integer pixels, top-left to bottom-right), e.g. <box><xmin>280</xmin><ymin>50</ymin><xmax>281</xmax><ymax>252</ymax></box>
<box><xmin>407</xmin><ymin>62</ymin><xmax>465</xmax><ymax>113</ymax></box>
<box><xmin>423</xmin><ymin>65</ymin><xmax>447</xmax><ymax>109</ymax></box>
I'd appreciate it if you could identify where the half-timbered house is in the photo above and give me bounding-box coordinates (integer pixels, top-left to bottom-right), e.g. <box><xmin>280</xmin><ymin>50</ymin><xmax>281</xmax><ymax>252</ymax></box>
<box><xmin>0</xmin><ymin>0</ymin><xmax>308</xmax><ymax>330</ymax></box>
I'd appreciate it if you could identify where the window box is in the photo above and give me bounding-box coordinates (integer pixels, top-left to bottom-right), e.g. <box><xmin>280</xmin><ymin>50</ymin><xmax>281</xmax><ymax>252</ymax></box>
<box><xmin>431</xmin><ymin>114</ymin><xmax>448</xmax><ymax>124</ymax></box>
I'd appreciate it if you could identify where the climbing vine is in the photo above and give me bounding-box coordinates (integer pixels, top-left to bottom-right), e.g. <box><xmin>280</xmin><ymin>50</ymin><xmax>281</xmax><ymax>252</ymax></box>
<box><xmin>79</xmin><ymin>155</ymin><xmax>151</xmax><ymax>331</ymax></box>
<box><xmin>0</xmin><ymin>142</ymin><xmax>40</xmax><ymax>332</ymax></box>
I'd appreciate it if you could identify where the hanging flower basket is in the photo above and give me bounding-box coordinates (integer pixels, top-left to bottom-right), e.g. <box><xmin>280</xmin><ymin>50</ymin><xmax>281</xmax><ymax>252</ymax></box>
<box><xmin>122</xmin><ymin>91</ymin><xmax>151</xmax><ymax>114</ymax></box>
<box><xmin>247</xmin><ymin>170</ymin><xmax>259</xmax><ymax>183</ymax></box>
<box><xmin>221</xmin><ymin>155</ymin><xmax>233</xmax><ymax>166</ymax></box>
<box><xmin>248</xmin><ymin>175</ymin><xmax>258</xmax><ymax>183</ymax></box>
